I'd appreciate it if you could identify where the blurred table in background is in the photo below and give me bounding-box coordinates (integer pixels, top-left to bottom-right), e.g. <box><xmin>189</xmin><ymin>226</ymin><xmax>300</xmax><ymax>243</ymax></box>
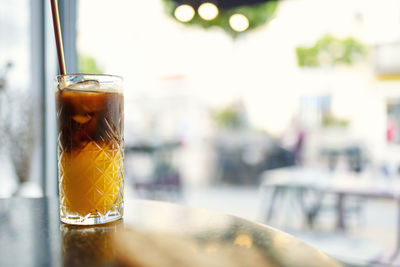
<box><xmin>260</xmin><ymin>166</ymin><xmax>400</xmax><ymax>264</ymax></box>
<box><xmin>0</xmin><ymin>197</ymin><xmax>341</xmax><ymax>267</ymax></box>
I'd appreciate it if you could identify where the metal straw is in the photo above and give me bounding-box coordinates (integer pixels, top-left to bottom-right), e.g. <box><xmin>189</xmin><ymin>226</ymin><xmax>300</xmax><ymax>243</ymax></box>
<box><xmin>50</xmin><ymin>0</ymin><xmax>66</xmax><ymax>75</ymax></box>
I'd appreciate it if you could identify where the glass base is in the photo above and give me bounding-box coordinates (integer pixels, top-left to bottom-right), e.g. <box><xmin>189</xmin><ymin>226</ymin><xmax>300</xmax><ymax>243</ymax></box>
<box><xmin>60</xmin><ymin>208</ymin><xmax>123</xmax><ymax>225</ymax></box>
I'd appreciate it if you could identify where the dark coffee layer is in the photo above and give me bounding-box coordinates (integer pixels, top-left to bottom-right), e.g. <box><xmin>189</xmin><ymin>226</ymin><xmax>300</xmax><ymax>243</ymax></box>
<box><xmin>56</xmin><ymin>90</ymin><xmax>124</xmax><ymax>152</ymax></box>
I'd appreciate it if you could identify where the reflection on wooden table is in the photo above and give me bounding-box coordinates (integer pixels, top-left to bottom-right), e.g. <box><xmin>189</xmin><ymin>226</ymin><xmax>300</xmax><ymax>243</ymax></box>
<box><xmin>61</xmin><ymin>220</ymin><xmax>122</xmax><ymax>267</ymax></box>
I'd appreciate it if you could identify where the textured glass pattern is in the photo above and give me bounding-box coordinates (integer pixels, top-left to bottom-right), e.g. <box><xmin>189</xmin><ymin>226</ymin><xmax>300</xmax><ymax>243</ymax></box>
<box><xmin>58</xmin><ymin>139</ymin><xmax>124</xmax><ymax>223</ymax></box>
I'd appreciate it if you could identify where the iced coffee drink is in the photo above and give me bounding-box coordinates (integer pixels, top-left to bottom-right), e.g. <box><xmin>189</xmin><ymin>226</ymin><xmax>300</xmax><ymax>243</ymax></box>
<box><xmin>56</xmin><ymin>74</ymin><xmax>124</xmax><ymax>225</ymax></box>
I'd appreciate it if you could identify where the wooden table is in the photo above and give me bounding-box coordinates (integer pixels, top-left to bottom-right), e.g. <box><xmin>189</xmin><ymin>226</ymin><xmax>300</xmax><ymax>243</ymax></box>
<box><xmin>0</xmin><ymin>197</ymin><xmax>341</xmax><ymax>267</ymax></box>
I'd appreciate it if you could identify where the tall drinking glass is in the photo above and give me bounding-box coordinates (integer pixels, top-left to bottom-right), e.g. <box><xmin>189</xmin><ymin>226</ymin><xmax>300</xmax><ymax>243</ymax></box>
<box><xmin>56</xmin><ymin>74</ymin><xmax>124</xmax><ymax>225</ymax></box>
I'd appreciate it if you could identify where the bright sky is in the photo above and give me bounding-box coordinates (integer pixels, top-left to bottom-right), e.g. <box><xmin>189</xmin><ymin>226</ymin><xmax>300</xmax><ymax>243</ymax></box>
<box><xmin>78</xmin><ymin>0</ymin><xmax>400</xmax><ymax>135</ymax></box>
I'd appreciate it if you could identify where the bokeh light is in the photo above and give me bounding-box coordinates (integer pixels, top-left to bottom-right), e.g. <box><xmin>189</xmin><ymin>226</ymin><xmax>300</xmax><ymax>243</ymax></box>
<box><xmin>229</xmin><ymin>14</ymin><xmax>249</xmax><ymax>32</ymax></box>
<box><xmin>198</xmin><ymin>3</ymin><xmax>219</xmax><ymax>21</ymax></box>
<box><xmin>174</xmin><ymin>4</ymin><xmax>195</xmax><ymax>22</ymax></box>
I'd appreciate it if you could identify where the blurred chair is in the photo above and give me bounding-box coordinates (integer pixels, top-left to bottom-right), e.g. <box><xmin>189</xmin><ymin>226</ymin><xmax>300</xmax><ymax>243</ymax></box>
<box><xmin>213</xmin><ymin>131</ymin><xmax>295</xmax><ymax>186</ymax></box>
<box><xmin>125</xmin><ymin>141</ymin><xmax>182</xmax><ymax>201</ymax></box>
<box><xmin>320</xmin><ymin>144</ymin><xmax>366</xmax><ymax>173</ymax></box>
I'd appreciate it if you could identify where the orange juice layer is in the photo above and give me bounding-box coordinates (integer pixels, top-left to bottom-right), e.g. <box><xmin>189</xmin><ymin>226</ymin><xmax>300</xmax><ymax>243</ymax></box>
<box><xmin>59</xmin><ymin>141</ymin><xmax>123</xmax><ymax>216</ymax></box>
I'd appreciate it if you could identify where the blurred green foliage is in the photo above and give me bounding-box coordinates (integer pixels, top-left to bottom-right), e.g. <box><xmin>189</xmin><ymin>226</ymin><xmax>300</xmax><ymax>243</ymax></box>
<box><xmin>78</xmin><ymin>54</ymin><xmax>103</xmax><ymax>74</ymax></box>
<box><xmin>296</xmin><ymin>35</ymin><xmax>367</xmax><ymax>67</ymax></box>
<box><xmin>162</xmin><ymin>0</ymin><xmax>278</xmax><ymax>38</ymax></box>
<box><xmin>212</xmin><ymin>104</ymin><xmax>244</xmax><ymax>129</ymax></box>
<box><xmin>322</xmin><ymin>113</ymin><xmax>349</xmax><ymax>128</ymax></box>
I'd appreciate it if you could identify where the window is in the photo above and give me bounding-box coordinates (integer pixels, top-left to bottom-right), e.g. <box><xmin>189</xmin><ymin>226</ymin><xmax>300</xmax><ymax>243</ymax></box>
<box><xmin>0</xmin><ymin>0</ymin><xmax>43</xmax><ymax>197</ymax></box>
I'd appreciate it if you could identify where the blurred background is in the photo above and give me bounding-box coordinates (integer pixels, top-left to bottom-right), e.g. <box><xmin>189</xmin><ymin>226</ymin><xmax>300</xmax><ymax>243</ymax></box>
<box><xmin>2</xmin><ymin>0</ymin><xmax>400</xmax><ymax>265</ymax></box>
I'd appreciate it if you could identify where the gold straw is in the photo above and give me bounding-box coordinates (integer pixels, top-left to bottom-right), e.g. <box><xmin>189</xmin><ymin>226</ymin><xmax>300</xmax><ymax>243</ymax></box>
<box><xmin>50</xmin><ymin>0</ymin><xmax>66</xmax><ymax>75</ymax></box>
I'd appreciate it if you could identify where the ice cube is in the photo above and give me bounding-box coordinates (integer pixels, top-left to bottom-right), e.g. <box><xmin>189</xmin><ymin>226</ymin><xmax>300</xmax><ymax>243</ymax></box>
<box><xmin>67</xmin><ymin>80</ymin><xmax>100</xmax><ymax>91</ymax></box>
<box><xmin>72</xmin><ymin>114</ymin><xmax>92</xmax><ymax>124</ymax></box>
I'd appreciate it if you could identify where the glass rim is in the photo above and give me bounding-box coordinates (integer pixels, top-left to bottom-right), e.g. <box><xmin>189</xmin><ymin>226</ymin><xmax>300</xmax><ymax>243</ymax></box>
<box><xmin>55</xmin><ymin>73</ymin><xmax>123</xmax><ymax>82</ymax></box>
